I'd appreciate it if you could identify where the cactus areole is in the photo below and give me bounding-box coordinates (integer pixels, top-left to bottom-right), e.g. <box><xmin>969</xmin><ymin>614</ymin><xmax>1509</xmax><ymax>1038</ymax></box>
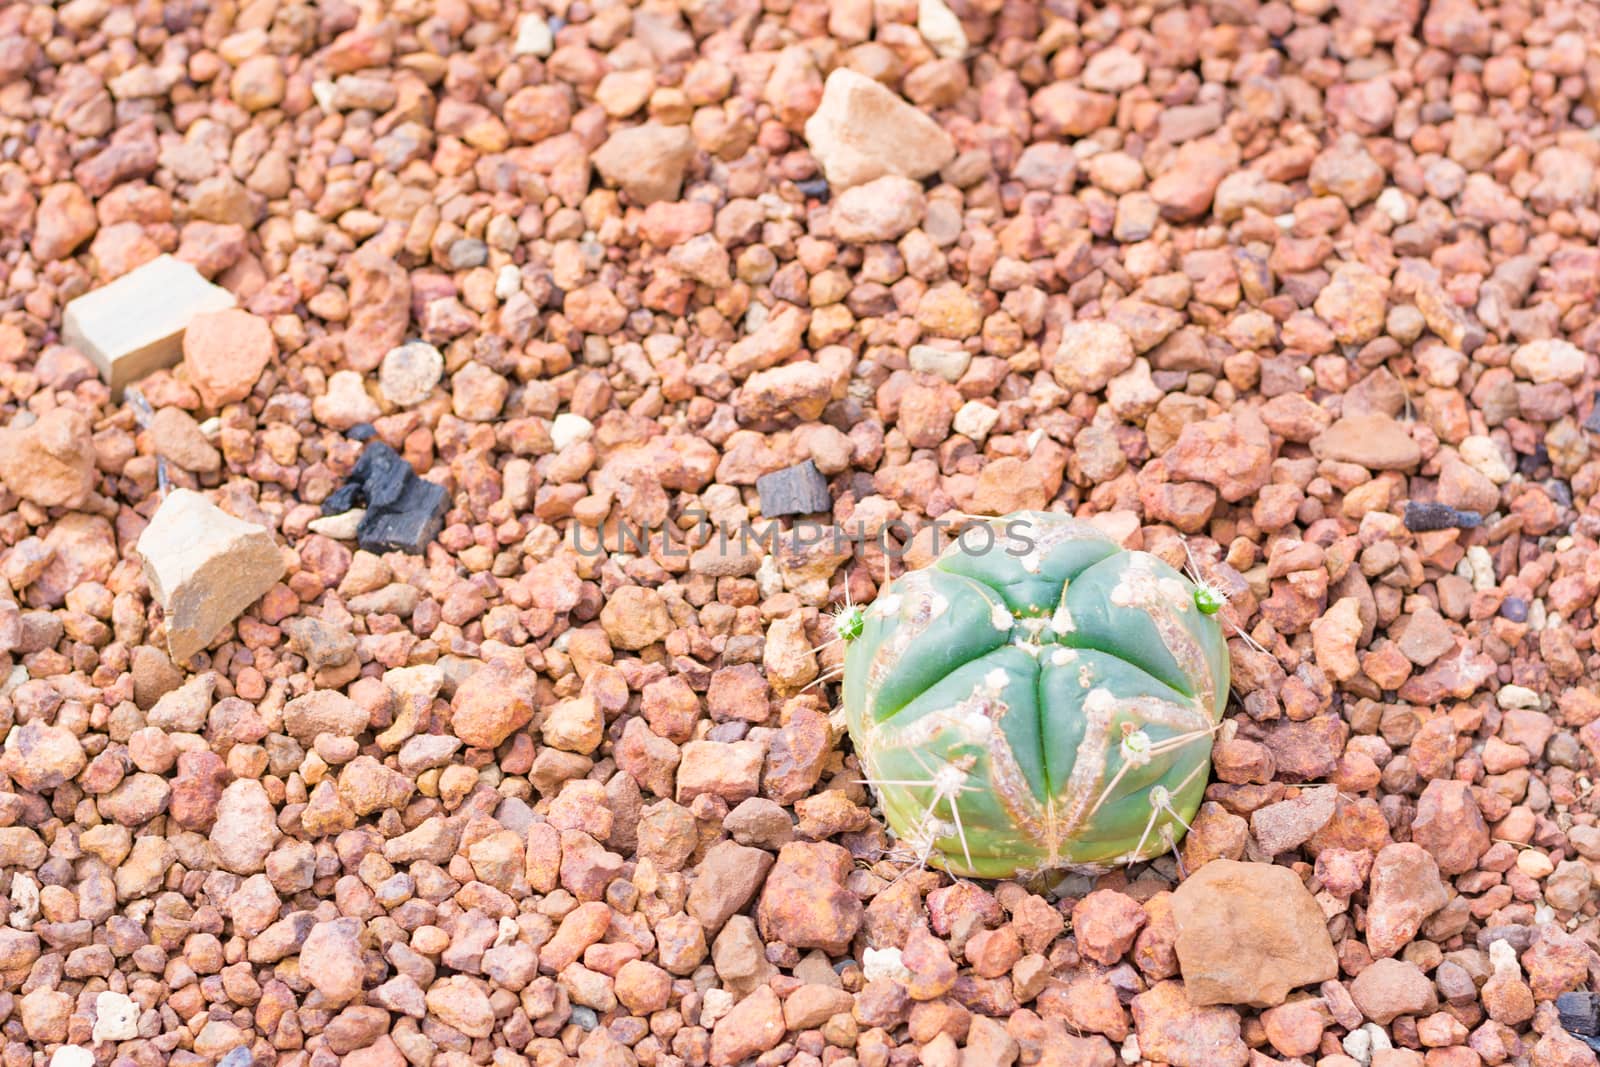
<box><xmin>841</xmin><ymin>511</ymin><xmax>1231</xmax><ymax>878</ymax></box>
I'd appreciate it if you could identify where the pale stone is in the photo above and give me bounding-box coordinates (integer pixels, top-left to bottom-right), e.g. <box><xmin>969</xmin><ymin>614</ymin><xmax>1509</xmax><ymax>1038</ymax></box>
<box><xmin>804</xmin><ymin>68</ymin><xmax>956</xmax><ymax>190</ymax></box>
<box><xmin>62</xmin><ymin>254</ymin><xmax>237</xmax><ymax>396</ymax></box>
<box><xmin>49</xmin><ymin>1048</ymin><xmax>93</xmax><ymax>1067</ymax></box>
<box><xmin>379</xmin><ymin>341</ymin><xmax>444</xmax><ymax>407</ymax></box>
<box><xmin>953</xmin><ymin>400</ymin><xmax>1000</xmax><ymax>443</ymax></box>
<box><xmin>136</xmin><ymin>489</ymin><xmax>287</xmax><ymax>662</ymax></box>
<box><xmin>307</xmin><ymin>508</ymin><xmax>365</xmax><ymax>540</ymax></box>
<box><xmin>917</xmin><ymin>0</ymin><xmax>968</xmax><ymax>59</ymax></box>
<box><xmin>551</xmin><ymin>413</ymin><xmax>594</xmax><ymax>451</ymax></box>
<box><xmin>512</xmin><ymin>14</ymin><xmax>554</xmax><ymax>57</ymax></box>
<box><xmin>92</xmin><ymin>991</ymin><xmax>139</xmax><ymax>1043</ymax></box>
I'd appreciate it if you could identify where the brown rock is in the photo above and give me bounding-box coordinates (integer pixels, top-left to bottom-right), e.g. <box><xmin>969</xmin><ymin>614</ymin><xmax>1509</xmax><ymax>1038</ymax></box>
<box><xmin>1311</xmin><ymin>414</ymin><xmax>1422</xmax><ymax>470</ymax></box>
<box><xmin>0</xmin><ymin>407</ymin><xmax>96</xmax><ymax>509</ymax></box>
<box><xmin>1409</xmin><ymin>779</ymin><xmax>1490</xmax><ymax>875</ymax></box>
<box><xmin>343</xmin><ymin>248</ymin><xmax>411</xmax><ymax>372</ymax></box>
<box><xmin>1130</xmin><ymin>980</ymin><xmax>1249</xmax><ymax>1067</ymax></box>
<box><xmin>1170</xmin><ymin>859</ymin><xmax>1338</xmax><ymax>1007</ymax></box>
<box><xmin>757</xmin><ymin>842</ymin><xmax>863</xmax><ymax>954</ymax></box>
<box><xmin>1349</xmin><ymin>957</ymin><xmax>1437</xmax><ymax>1024</ymax></box>
<box><xmin>1071</xmin><ymin>890</ymin><xmax>1147</xmax><ymax>966</ymax></box>
<box><xmin>592</xmin><ymin>123</ymin><xmax>695</xmax><ymax>204</ymax></box>
<box><xmin>688</xmin><ymin>841</ymin><xmax>774</xmax><ymax>933</ymax></box>
<box><xmin>710</xmin><ymin>984</ymin><xmax>785</xmax><ymax>1066</ymax></box>
<box><xmin>450</xmin><ymin>658</ymin><xmax>537</xmax><ymax>749</ymax></box>
<box><xmin>1164</xmin><ymin>410</ymin><xmax>1273</xmax><ymax>503</ymax></box>
<box><xmin>1366</xmin><ymin>843</ymin><xmax>1448</xmax><ymax>958</ymax></box>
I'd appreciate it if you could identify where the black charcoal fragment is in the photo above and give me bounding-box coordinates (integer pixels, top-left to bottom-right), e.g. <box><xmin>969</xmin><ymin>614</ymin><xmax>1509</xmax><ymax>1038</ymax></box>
<box><xmin>1558</xmin><ymin>992</ymin><xmax>1600</xmax><ymax>1052</ymax></box>
<box><xmin>1585</xmin><ymin>403</ymin><xmax>1600</xmax><ymax>433</ymax></box>
<box><xmin>757</xmin><ymin>460</ymin><xmax>832</xmax><ymax>517</ymax></box>
<box><xmin>1403</xmin><ymin>501</ymin><xmax>1482</xmax><ymax>532</ymax></box>
<box><xmin>323</xmin><ymin>440</ymin><xmax>449</xmax><ymax>554</ymax></box>
<box><xmin>796</xmin><ymin>178</ymin><xmax>830</xmax><ymax>202</ymax></box>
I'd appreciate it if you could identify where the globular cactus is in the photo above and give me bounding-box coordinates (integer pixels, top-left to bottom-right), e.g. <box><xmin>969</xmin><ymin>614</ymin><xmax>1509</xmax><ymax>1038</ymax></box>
<box><xmin>839</xmin><ymin>511</ymin><xmax>1230</xmax><ymax>878</ymax></box>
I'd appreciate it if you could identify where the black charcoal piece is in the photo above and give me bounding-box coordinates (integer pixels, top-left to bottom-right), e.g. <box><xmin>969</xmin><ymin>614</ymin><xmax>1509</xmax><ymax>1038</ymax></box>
<box><xmin>757</xmin><ymin>460</ymin><xmax>832</xmax><ymax>517</ymax></box>
<box><xmin>1559</xmin><ymin>992</ymin><xmax>1600</xmax><ymax>1048</ymax></box>
<box><xmin>348</xmin><ymin>422</ymin><xmax>377</xmax><ymax>442</ymax></box>
<box><xmin>1585</xmin><ymin>404</ymin><xmax>1600</xmax><ymax>434</ymax></box>
<box><xmin>323</xmin><ymin>441</ymin><xmax>449</xmax><ymax>554</ymax></box>
<box><xmin>796</xmin><ymin>178</ymin><xmax>830</xmax><ymax>202</ymax></box>
<box><xmin>1403</xmin><ymin>501</ymin><xmax>1482</xmax><ymax>532</ymax></box>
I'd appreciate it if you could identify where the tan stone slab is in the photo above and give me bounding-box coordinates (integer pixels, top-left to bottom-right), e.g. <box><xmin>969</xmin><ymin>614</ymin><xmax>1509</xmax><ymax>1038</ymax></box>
<box><xmin>136</xmin><ymin>488</ymin><xmax>286</xmax><ymax>663</ymax></box>
<box><xmin>61</xmin><ymin>255</ymin><xmax>236</xmax><ymax>396</ymax></box>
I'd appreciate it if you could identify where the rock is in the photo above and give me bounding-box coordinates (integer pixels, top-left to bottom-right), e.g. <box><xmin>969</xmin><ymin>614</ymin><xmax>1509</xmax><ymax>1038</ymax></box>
<box><xmin>92</xmin><ymin>990</ymin><xmax>139</xmax><ymax>1043</ymax></box>
<box><xmin>1366</xmin><ymin>843</ymin><xmax>1448</xmax><ymax>957</ymax></box>
<box><xmin>917</xmin><ymin>0</ymin><xmax>968</xmax><ymax>59</ymax></box>
<box><xmin>32</xmin><ymin>182</ymin><xmax>97</xmax><ymax>261</ymax></box>
<box><xmin>804</xmin><ymin>68</ymin><xmax>955</xmax><ymax>189</ymax></box>
<box><xmin>343</xmin><ymin>249</ymin><xmax>411</xmax><ymax>372</ymax></box>
<box><xmin>301</xmin><ymin>917</ymin><xmax>366</xmax><ymax>1004</ymax></box>
<box><xmin>688</xmin><ymin>841</ymin><xmax>775</xmax><ymax>933</ymax></box>
<box><xmin>1164</xmin><ymin>410</ymin><xmax>1273</xmax><ymax>503</ymax></box>
<box><xmin>1250</xmin><ymin>786</ymin><xmax>1338</xmax><ymax>856</ymax></box>
<box><xmin>601</xmin><ymin>586</ymin><xmax>674</xmax><ymax>650</ymax></box>
<box><xmin>379</xmin><ymin>341</ymin><xmax>444</xmax><ymax>406</ymax></box>
<box><xmin>1052</xmin><ymin>321</ymin><xmax>1135</xmax><ymax>394</ymax></box>
<box><xmin>136</xmin><ymin>489</ymin><xmax>287</xmax><ymax>663</ymax></box>
<box><xmin>182</xmin><ymin>308</ymin><xmax>274</xmax><ymax>409</ymax></box>
<box><xmin>2</xmin><ymin>722</ymin><xmax>84</xmax><ymax>794</ymax></box>
<box><xmin>1410</xmin><ymin>779</ymin><xmax>1490</xmax><ymax>875</ymax></box>
<box><xmin>62</xmin><ymin>254</ymin><xmax>237</xmax><ymax>396</ymax></box>
<box><xmin>0</xmin><ymin>407</ymin><xmax>96</xmax><ymax>509</ymax></box>
<box><xmin>1511</xmin><ymin>338</ymin><xmax>1586</xmax><ymax>385</ymax></box>
<box><xmin>756</xmin><ymin>842</ymin><xmax>863</xmax><ymax>954</ymax></box>
<box><xmin>320</xmin><ymin>441</ymin><xmax>449</xmax><ymax>555</ymax></box>
<box><xmin>149</xmin><ymin>406</ymin><xmax>221</xmax><ymax>472</ymax></box>
<box><xmin>592</xmin><ymin>123</ymin><xmax>696</xmax><ymax>204</ymax></box>
<box><xmin>425</xmin><ymin>976</ymin><xmax>495</xmax><ymax>1038</ymax></box>
<box><xmin>1072</xmin><ymin>890</ymin><xmax>1147</xmax><ymax>965</ymax></box>
<box><xmin>1130</xmin><ymin>981</ymin><xmax>1250</xmax><ymax>1067</ymax></box>
<box><xmin>211</xmin><ymin>779</ymin><xmax>281</xmax><ymax>874</ymax></box>
<box><xmin>1310</xmin><ymin>414</ymin><xmax>1422</xmax><ymax>470</ymax></box>
<box><xmin>757</xmin><ymin>460</ymin><xmax>832</xmax><ymax>516</ymax></box>
<box><xmin>450</xmin><ymin>658</ymin><xmax>537</xmax><ymax>749</ymax></box>
<box><xmin>283</xmin><ymin>690</ymin><xmax>369</xmax><ymax>744</ymax></box>
<box><xmin>1311</xmin><ymin>598</ymin><xmax>1364</xmax><ymax>683</ymax></box>
<box><xmin>710</xmin><ymin>985</ymin><xmax>785</xmax><ymax>1066</ymax></box>
<box><xmin>1150</xmin><ymin>137</ymin><xmax>1241</xmax><ymax>220</ymax></box>
<box><xmin>1170</xmin><ymin>860</ymin><xmax>1338</xmax><ymax>1007</ymax></box>
<box><xmin>1349</xmin><ymin>958</ymin><xmax>1437</xmax><ymax>1024</ymax></box>
<box><xmin>830</xmin><ymin>175</ymin><xmax>926</xmax><ymax>243</ymax></box>
<box><xmin>1315</xmin><ymin>262</ymin><xmax>1390</xmax><ymax>345</ymax></box>
<box><xmin>1403</xmin><ymin>501</ymin><xmax>1482</xmax><ymax>532</ymax></box>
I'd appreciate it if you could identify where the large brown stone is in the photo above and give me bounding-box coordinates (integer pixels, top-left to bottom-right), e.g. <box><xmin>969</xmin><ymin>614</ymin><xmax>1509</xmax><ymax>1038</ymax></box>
<box><xmin>1170</xmin><ymin>859</ymin><xmax>1338</xmax><ymax>1007</ymax></box>
<box><xmin>803</xmin><ymin>68</ymin><xmax>955</xmax><ymax>189</ymax></box>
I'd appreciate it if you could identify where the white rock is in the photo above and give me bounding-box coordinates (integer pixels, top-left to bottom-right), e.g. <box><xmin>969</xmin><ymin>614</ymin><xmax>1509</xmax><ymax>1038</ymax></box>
<box><xmin>953</xmin><ymin>400</ymin><xmax>1000</xmax><ymax>443</ymax></box>
<box><xmin>1376</xmin><ymin>187</ymin><xmax>1409</xmax><ymax>223</ymax></box>
<box><xmin>917</xmin><ymin>0</ymin><xmax>968</xmax><ymax>59</ymax></box>
<box><xmin>908</xmin><ymin>344</ymin><xmax>971</xmax><ymax>382</ymax></box>
<box><xmin>804</xmin><ymin>68</ymin><xmax>955</xmax><ymax>190</ymax></box>
<box><xmin>136</xmin><ymin>489</ymin><xmax>287</xmax><ymax>663</ymax></box>
<box><xmin>699</xmin><ymin>987</ymin><xmax>734</xmax><ymax>1028</ymax></box>
<box><xmin>512</xmin><ymin>14</ymin><xmax>554</xmax><ymax>57</ymax></box>
<box><xmin>93</xmin><ymin>990</ymin><xmax>140</xmax><ymax>1043</ymax></box>
<box><xmin>62</xmin><ymin>254</ymin><xmax>237</xmax><ymax>397</ymax></box>
<box><xmin>1460</xmin><ymin>434</ymin><xmax>1511</xmax><ymax>484</ymax></box>
<box><xmin>307</xmin><ymin>508</ymin><xmax>365</xmax><ymax>540</ymax></box>
<box><xmin>862</xmin><ymin>946</ymin><xmax>912</xmax><ymax>983</ymax></box>
<box><xmin>50</xmin><ymin>1050</ymin><xmax>94</xmax><ymax>1067</ymax></box>
<box><xmin>1496</xmin><ymin>684</ymin><xmax>1541</xmax><ymax>710</ymax></box>
<box><xmin>379</xmin><ymin>341</ymin><xmax>444</xmax><ymax>407</ymax></box>
<box><xmin>495</xmin><ymin>264</ymin><xmax>522</xmax><ymax>300</ymax></box>
<box><xmin>551</xmin><ymin>412</ymin><xmax>594</xmax><ymax>451</ymax></box>
<box><xmin>1510</xmin><ymin>337</ymin><xmax>1586</xmax><ymax>385</ymax></box>
<box><xmin>9</xmin><ymin>874</ymin><xmax>37</xmax><ymax>931</ymax></box>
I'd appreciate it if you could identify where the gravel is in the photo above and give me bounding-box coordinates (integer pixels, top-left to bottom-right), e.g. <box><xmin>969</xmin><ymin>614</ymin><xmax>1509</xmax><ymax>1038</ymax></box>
<box><xmin>2</xmin><ymin>0</ymin><xmax>1600</xmax><ymax>1065</ymax></box>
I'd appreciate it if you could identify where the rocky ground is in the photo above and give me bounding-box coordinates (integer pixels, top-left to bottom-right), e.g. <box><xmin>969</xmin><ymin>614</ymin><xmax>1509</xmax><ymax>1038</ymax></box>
<box><xmin>1</xmin><ymin>0</ymin><xmax>1600</xmax><ymax>1065</ymax></box>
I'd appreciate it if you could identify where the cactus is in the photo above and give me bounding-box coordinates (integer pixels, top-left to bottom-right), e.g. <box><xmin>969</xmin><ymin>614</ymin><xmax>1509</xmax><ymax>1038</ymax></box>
<box><xmin>841</xmin><ymin>511</ymin><xmax>1230</xmax><ymax>878</ymax></box>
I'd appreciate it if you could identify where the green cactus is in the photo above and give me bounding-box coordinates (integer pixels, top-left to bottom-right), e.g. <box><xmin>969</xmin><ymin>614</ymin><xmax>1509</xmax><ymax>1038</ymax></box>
<box><xmin>841</xmin><ymin>511</ymin><xmax>1230</xmax><ymax>878</ymax></box>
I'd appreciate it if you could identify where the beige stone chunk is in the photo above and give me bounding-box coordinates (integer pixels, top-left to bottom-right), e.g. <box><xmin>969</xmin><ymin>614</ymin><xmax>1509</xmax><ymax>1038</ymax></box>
<box><xmin>62</xmin><ymin>254</ymin><xmax>236</xmax><ymax>396</ymax></box>
<box><xmin>136</xmin><ymin>489</ymin><xmax>286</xmax><ymax>663</ymax></box>
<box><xmin>803</xmin><ymin>68</ymin><xmax>955</xmax><ymax>190</ymax></box>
